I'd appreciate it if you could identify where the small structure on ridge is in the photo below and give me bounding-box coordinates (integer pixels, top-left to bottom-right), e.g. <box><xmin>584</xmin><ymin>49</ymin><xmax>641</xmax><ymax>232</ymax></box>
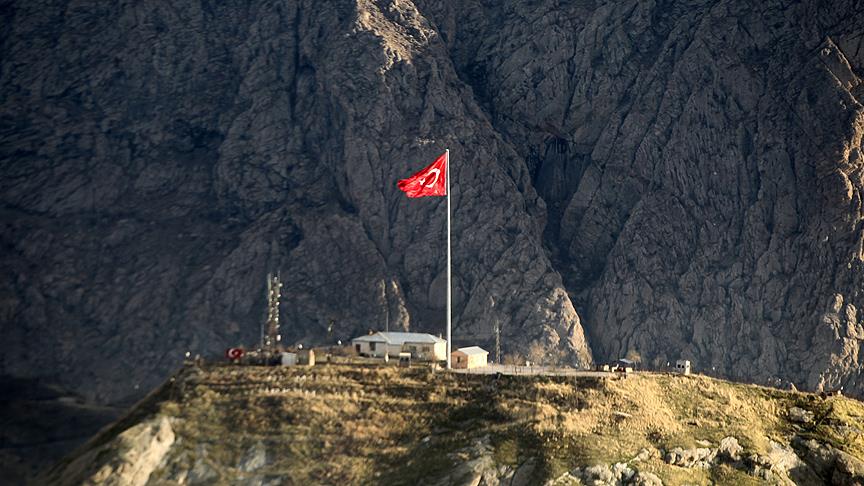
<box><xmin>451</xmin><ymin>346</ymin><xmax>489</xmax><ymax>369</ymax></box>
<box><xmin>351</xmin><ymin>332</ymin><xmax>446</xmax><ymax>361</ymax></box>
<box><xmin>613</xmin><ymin>358</ymin><xmax>636</xmax><ymax>373</ymax></box>
<box><xmin>674</xmin><ymin>359</ymin><xmax>691</xmax><ymax>375</ymax></box>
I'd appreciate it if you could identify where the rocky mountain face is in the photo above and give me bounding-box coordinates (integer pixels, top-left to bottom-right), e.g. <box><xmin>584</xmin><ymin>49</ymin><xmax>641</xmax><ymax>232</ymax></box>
<box><xmin>1</xmin><ymin>0</ymin><xmax>863</xmax><ymax>402</ymax></box>
<box><xmin>423</xmin><ymin>0</ymin><xmax>864</xmax><ymax>391</ymax></box>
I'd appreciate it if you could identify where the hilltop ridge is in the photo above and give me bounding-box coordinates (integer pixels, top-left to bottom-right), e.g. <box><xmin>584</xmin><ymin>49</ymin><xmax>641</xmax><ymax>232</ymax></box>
<box><xmin>41</xmin><ymin>363</ymin><xmax>864</xmax><ymax>485</ymax></box>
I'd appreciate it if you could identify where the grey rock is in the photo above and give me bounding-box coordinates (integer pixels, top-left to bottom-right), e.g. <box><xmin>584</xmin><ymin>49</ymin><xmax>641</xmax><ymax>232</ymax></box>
<box><xmin>546</xmin><ymin>472</ymin><xmax>582</xmax><ymax>486</ymax></box>
<box><xmin>41</xmin><ymin>416</ymin><xmax>176</xmax><ymax>486</ymax></box>
<box><xmin>1</xmin><ymin>0</ymin><xmax>864</xmax><ymax>410</ymax></box>
<box><xmin>581</xmin><ymin>464</ymin><xmax>614</xmax><ymax>485</ymax></box>
<box><xmin>664</xmin><ymin>447</ymin><xmax>716</xmax><ymax>468</ymax></box>
<box><xmin>792</xmin><ymin>436</ymin><xmax>864</xmax><ymax>485</ymax></box>
<box><xmin>572</xmin><ymin>463</ymin><xmax>662</xmax><ymax>486</ymax></box>
<box><xmin>186</xmin><ymin>455</ymin><xmax>218</xmax><ymax>485</ymax></box>
<box><xmin>717</xmin><ymin>436</ymin><xmax>743</xmax><ymax>462</ymax></box>
<box><xmin>740</xmin><ymin>440</ymin><xmax>821</xmax><ymax>486</ymax></box>
<box><xmin>832</xmin><ymin>450</ymin><xmax>864</xmax><ymax>486</ymax></box>
<box><xmin>436</xmin><ymin>436</ymin><xmax>507</xmax><ymax>486</ymax></box>
<box><xmin>611</xmin><ymin>462</ymin><xmax>635</xmax><ymax>482</ymax></box>
<box><xmin>631</xmin><ymin>448</ymin><xmax>654</xmax><ymax>463</ymax></box>
<box><xmin>789</xmin><ymin>407</ymin><xmax>815</xmax><ymax>424</ymax></box>
<box><xmin>179</xmin><ymin>444</ymin><xmax>219</xmax><ymax>484</ymax></box>
<box><xmin>422</xmin><ymin>0</ymin><xmax>864</xmax><ymax>394</ymax></box>
<box><xmin>793</xmin><ymin>437</ymin><xmax>837</xmax><ymax>478</ymax></box>
<box><xmin>766</xmin><ymin>440</ymin><xmax>806</xmax><ymax>474</ymax></box>
<box><xmin>238</xmin><ymin>441</ymin><xmax>267</xmax><ymax>473</ymax></box>
<box><xmin>510</xmin><ymin>458</ymin><xmax>537</xmax><ymax>486</ymax></box>
<box><xmin>628</xmin><ymin>471</ymin><xmax>663</xmax><ymax>486</ymax></box>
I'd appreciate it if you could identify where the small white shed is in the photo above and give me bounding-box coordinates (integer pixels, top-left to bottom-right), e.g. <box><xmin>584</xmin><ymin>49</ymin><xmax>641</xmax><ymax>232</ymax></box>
<box><xmin>675</xmin><ymin>360</ymin><xmax>691</xmax><ymax>375</ymax></box>
<box><xmin>281</xmin><ymin>352</ymin><xmax>298</xmax><ymax>366</ymax></box>
<box><xmin>452</xmin><ymin>346</ymin><xmax>489</xmax><ymax>369</ymax></box>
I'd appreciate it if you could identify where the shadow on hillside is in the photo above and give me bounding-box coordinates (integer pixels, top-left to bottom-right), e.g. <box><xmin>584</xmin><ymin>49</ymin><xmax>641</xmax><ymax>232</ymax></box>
<box><xmin>376</xmin><ymin>372</ymin><xmax>568</xmax><ymax>485</ymax></box>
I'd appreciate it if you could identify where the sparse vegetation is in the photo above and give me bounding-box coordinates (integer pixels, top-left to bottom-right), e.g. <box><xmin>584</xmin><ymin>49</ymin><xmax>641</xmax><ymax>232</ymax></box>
<box><xmin>42</xmin><ymin>364</ymin><xmax>864</xmax><ymax>485</ymax></box>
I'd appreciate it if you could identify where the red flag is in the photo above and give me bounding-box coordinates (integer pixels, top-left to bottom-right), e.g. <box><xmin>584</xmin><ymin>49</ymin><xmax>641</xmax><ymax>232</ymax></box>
<box><xmin>397</xmin><ymin>153</ymin><xmax>447</xmax><ymax>198</ymax></box>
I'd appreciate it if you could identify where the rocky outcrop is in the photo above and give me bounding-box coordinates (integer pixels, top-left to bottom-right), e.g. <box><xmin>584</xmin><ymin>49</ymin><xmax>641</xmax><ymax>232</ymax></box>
<box><xmin>567</xmin><ymin>463</ymin><xmax>664</xmax><ymax>486</ymax></box>
<box><xmin>664</xmin><ymin>446</ymin><xmax>716</xmax><ymax>469</ymax></box>
<box><xmin>44</xmin><ymin>416</ymin><xmax>175</xmax><ymax>486</ymax></box>
<box><xmin>651</xmin><ymin>433</ymin><xmax>864</xmax><ymax>485</ymax></box>
<box><xmin>794</xmin><ymin>436</ymin><xmax>864</xmax><ymax>485</ymax></box>
<box><xmin>2</xmin><ymin>0</ymin><xmax>864</xmax><ymax>405</ymax></box>
<box><xmin>789</xmin><ymin>406</ymin><xmax>815</xmax><ymax>424</ymax></box>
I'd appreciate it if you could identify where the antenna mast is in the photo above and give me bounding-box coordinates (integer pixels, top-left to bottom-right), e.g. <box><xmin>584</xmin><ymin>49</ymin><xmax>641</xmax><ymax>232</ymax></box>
<box><xmin>263</xmin><ymin>272</ymin><xmax>282</xmax><ymax>353</ymax></box>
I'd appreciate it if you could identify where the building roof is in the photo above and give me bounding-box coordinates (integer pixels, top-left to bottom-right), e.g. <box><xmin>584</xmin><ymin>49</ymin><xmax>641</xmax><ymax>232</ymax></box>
<box><xmin>352</xmin><ymin>332</ymin><xmax>445</xmax><ymax>345</ymax></box>
<box><xmin>454</xmin><ymin>346</ymin><xmax>488</xmax><ymax>356</ymax></box>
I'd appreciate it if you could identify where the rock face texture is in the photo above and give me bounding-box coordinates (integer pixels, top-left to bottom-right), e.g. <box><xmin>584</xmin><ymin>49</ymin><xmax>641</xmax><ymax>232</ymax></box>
<box><xmin>2</xmin><ymin>0</ymin><xmax>863</xmax><ymax>401</ymax></box>
<box><xmin>53</xmin><ymin>416</ymin><xmax>175</xmax><ymax>486</ymax></box>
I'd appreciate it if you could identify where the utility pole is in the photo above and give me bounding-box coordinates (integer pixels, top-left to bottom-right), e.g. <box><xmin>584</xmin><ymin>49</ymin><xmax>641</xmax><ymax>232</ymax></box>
<box><xmin>494</xmin><ymin>319</ymin><xmax>501</xmax><ymax>365</ymax></box>
<box><xmin>489</xmin><ymin>296</ymin><xmax>501</xmax><ymax>364</ymax></box>
<box><xmin>383</xmin><ymin>280</ymin><xmax>390</xmax><ymax>333</ymax></box>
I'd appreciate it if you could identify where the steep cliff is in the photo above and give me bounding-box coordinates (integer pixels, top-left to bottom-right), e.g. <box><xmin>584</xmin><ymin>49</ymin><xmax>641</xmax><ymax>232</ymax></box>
<box><xmin>419</xmin><ymin>0</ymin><xmax>864</xmax><ymax>392</ymax></box>
<box><xmin>2</xmin><ymin>0</ymin><xmax>863</xmax><ymax>402</ymax></box>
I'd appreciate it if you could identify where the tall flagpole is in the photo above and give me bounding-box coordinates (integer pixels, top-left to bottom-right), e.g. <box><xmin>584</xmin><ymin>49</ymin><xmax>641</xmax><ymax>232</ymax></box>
<box><xmin>446</xmin><ymin>148</ymin><xmax>452</xmax><ymax>369</ymax></box>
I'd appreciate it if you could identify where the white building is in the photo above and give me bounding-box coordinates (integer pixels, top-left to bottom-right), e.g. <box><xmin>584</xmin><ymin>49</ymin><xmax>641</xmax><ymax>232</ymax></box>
<box><xmin>675</xmin><ymin>359</ymin><xmax>691</xmax><ymax>375</ymax></box>
<box><xmin>452</xmin><ymin>346</ymin><xmax>489</xmax><ymax>369</ymax></box>
<box><xmin>351</xmin><ymin>332</ymin><xmax>447</xmax><ymax>361</ymax></box>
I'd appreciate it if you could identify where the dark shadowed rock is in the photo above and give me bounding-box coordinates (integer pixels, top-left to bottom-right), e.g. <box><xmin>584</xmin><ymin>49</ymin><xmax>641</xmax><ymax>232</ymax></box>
<box><xmin>2</xmin><ymin>0</ymin><xmax>863</xmax><ymax>407</ymax></box>
<box><xmin>418</xmin><ymin>0</ymin><xmax>864</xmax><ymax>395</ymax></box>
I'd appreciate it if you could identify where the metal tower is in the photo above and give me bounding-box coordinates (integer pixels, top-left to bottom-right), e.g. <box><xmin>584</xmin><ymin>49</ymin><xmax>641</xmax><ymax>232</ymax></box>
<box><xmin>263</xmin><ymin>272</ymin><xmax>282</xmax><ymax>352</ymax></box>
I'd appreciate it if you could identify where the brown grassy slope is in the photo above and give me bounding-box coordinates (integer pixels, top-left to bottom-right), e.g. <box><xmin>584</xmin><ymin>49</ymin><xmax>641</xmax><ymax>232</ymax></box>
<box><xmin>44</xmin><ymin>364</ymin><xmax>864</xmax><ymax>485</ymax></box>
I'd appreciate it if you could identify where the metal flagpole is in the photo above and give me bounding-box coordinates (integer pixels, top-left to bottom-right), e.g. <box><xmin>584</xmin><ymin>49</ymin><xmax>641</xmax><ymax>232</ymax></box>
<box><xmin>446</xmin><ymin>148</ymin><xmax>452</xmax><ymax>369</ymax></box>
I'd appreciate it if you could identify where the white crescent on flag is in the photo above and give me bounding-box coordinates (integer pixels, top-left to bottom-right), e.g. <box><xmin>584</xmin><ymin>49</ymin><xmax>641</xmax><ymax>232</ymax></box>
<box><xmin>226</xmin><ymin>347</ymin><xmax>244</xmax><ymax>360</ymax></box>
<box><xmin>397</xmin><ymin>152</ymin><xmax>447</xmax><ymax>198</ymax></box>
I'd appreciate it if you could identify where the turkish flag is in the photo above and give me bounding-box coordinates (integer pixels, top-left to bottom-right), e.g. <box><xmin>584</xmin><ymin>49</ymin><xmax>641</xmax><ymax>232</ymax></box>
<box><xmin>397</xmin><ymin>153</ymin><xmax>447</xmax><ymax>198</ymax></box>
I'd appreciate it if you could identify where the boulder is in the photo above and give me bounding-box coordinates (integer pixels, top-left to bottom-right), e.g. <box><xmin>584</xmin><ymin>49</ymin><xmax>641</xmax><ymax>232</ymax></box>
<box><xmin>765</xmin><ymin>440</ymin><xmax>806</xmax><ymax>475</ymax></box>
<box><xmin>793</xmin><ymin>436</ymin><xmax>864</xmax><ymax>485</ymax></box>
<box><xmin>631</xmin><ymin>448</ymin><xmax>656</xmax><ymax>463</ymax></box>
<box><xmin>832</xmin><ymin>450</ymin><xmax>864</xmax><ymax>485</ymax></box>
<box><xmin>238</xmin><ymin>441</ymin><xmax>268</xmax><ymax>472</ymax></box>
<box><xmin>511</xmin><ymin>458</ymin><xmax>537</xmax><ymax>486</ymax></box>
<box><xmin>571</xmin><ymin>462</ymin><xmax>658</xmax><ymax>486</ymax></box>
<box><xmin>52</xmin><ymin>416</ymin><xmax>175</xmax><ymax>486</ymax></box>
<box><xmin>545</xmin><ymin>472</ymin><xmax>582</xmax><ymax>486</ymax></box>
<box><xmin>581</xmin><ymin>464</ymin><xmax>614</xmax><ymax>485</ymax></box>
<box><xmin>664</xmin><ymin>447</ymin><xmax>716</xmax><ymax>468</ymax></box>
<box><xmin>717</xmin><ymin>437</ymin><xmax>743</xmax><ymax>462</ymax></box>
<box><xmin>629</xmin><ymin>471</ymin><xmax>664</xmax><ymax>486</ymax></box>
<box><xmin>788</xmin><ymin>407</ymin><xmax>815</xmax><ymax>424</ymax></box>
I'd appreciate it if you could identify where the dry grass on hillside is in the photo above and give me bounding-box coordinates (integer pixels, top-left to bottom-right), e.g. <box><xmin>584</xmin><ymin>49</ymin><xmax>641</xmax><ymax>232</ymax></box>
<box><xmin>105</xmin><ymin>364</ymin><xmax>864</xmax><ymax>485</ymax></box>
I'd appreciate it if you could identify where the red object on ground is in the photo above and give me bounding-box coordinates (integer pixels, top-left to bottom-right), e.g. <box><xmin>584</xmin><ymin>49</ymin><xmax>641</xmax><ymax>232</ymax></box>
<box><xmin>397</xmin><ymin>152</ymin><xmax>447</xmax><ymax>198</ymax></box>
<box><xmin>226</xmin><ymin>347</ymin><xmax>244</xmax><ymax>360</ymax></box>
